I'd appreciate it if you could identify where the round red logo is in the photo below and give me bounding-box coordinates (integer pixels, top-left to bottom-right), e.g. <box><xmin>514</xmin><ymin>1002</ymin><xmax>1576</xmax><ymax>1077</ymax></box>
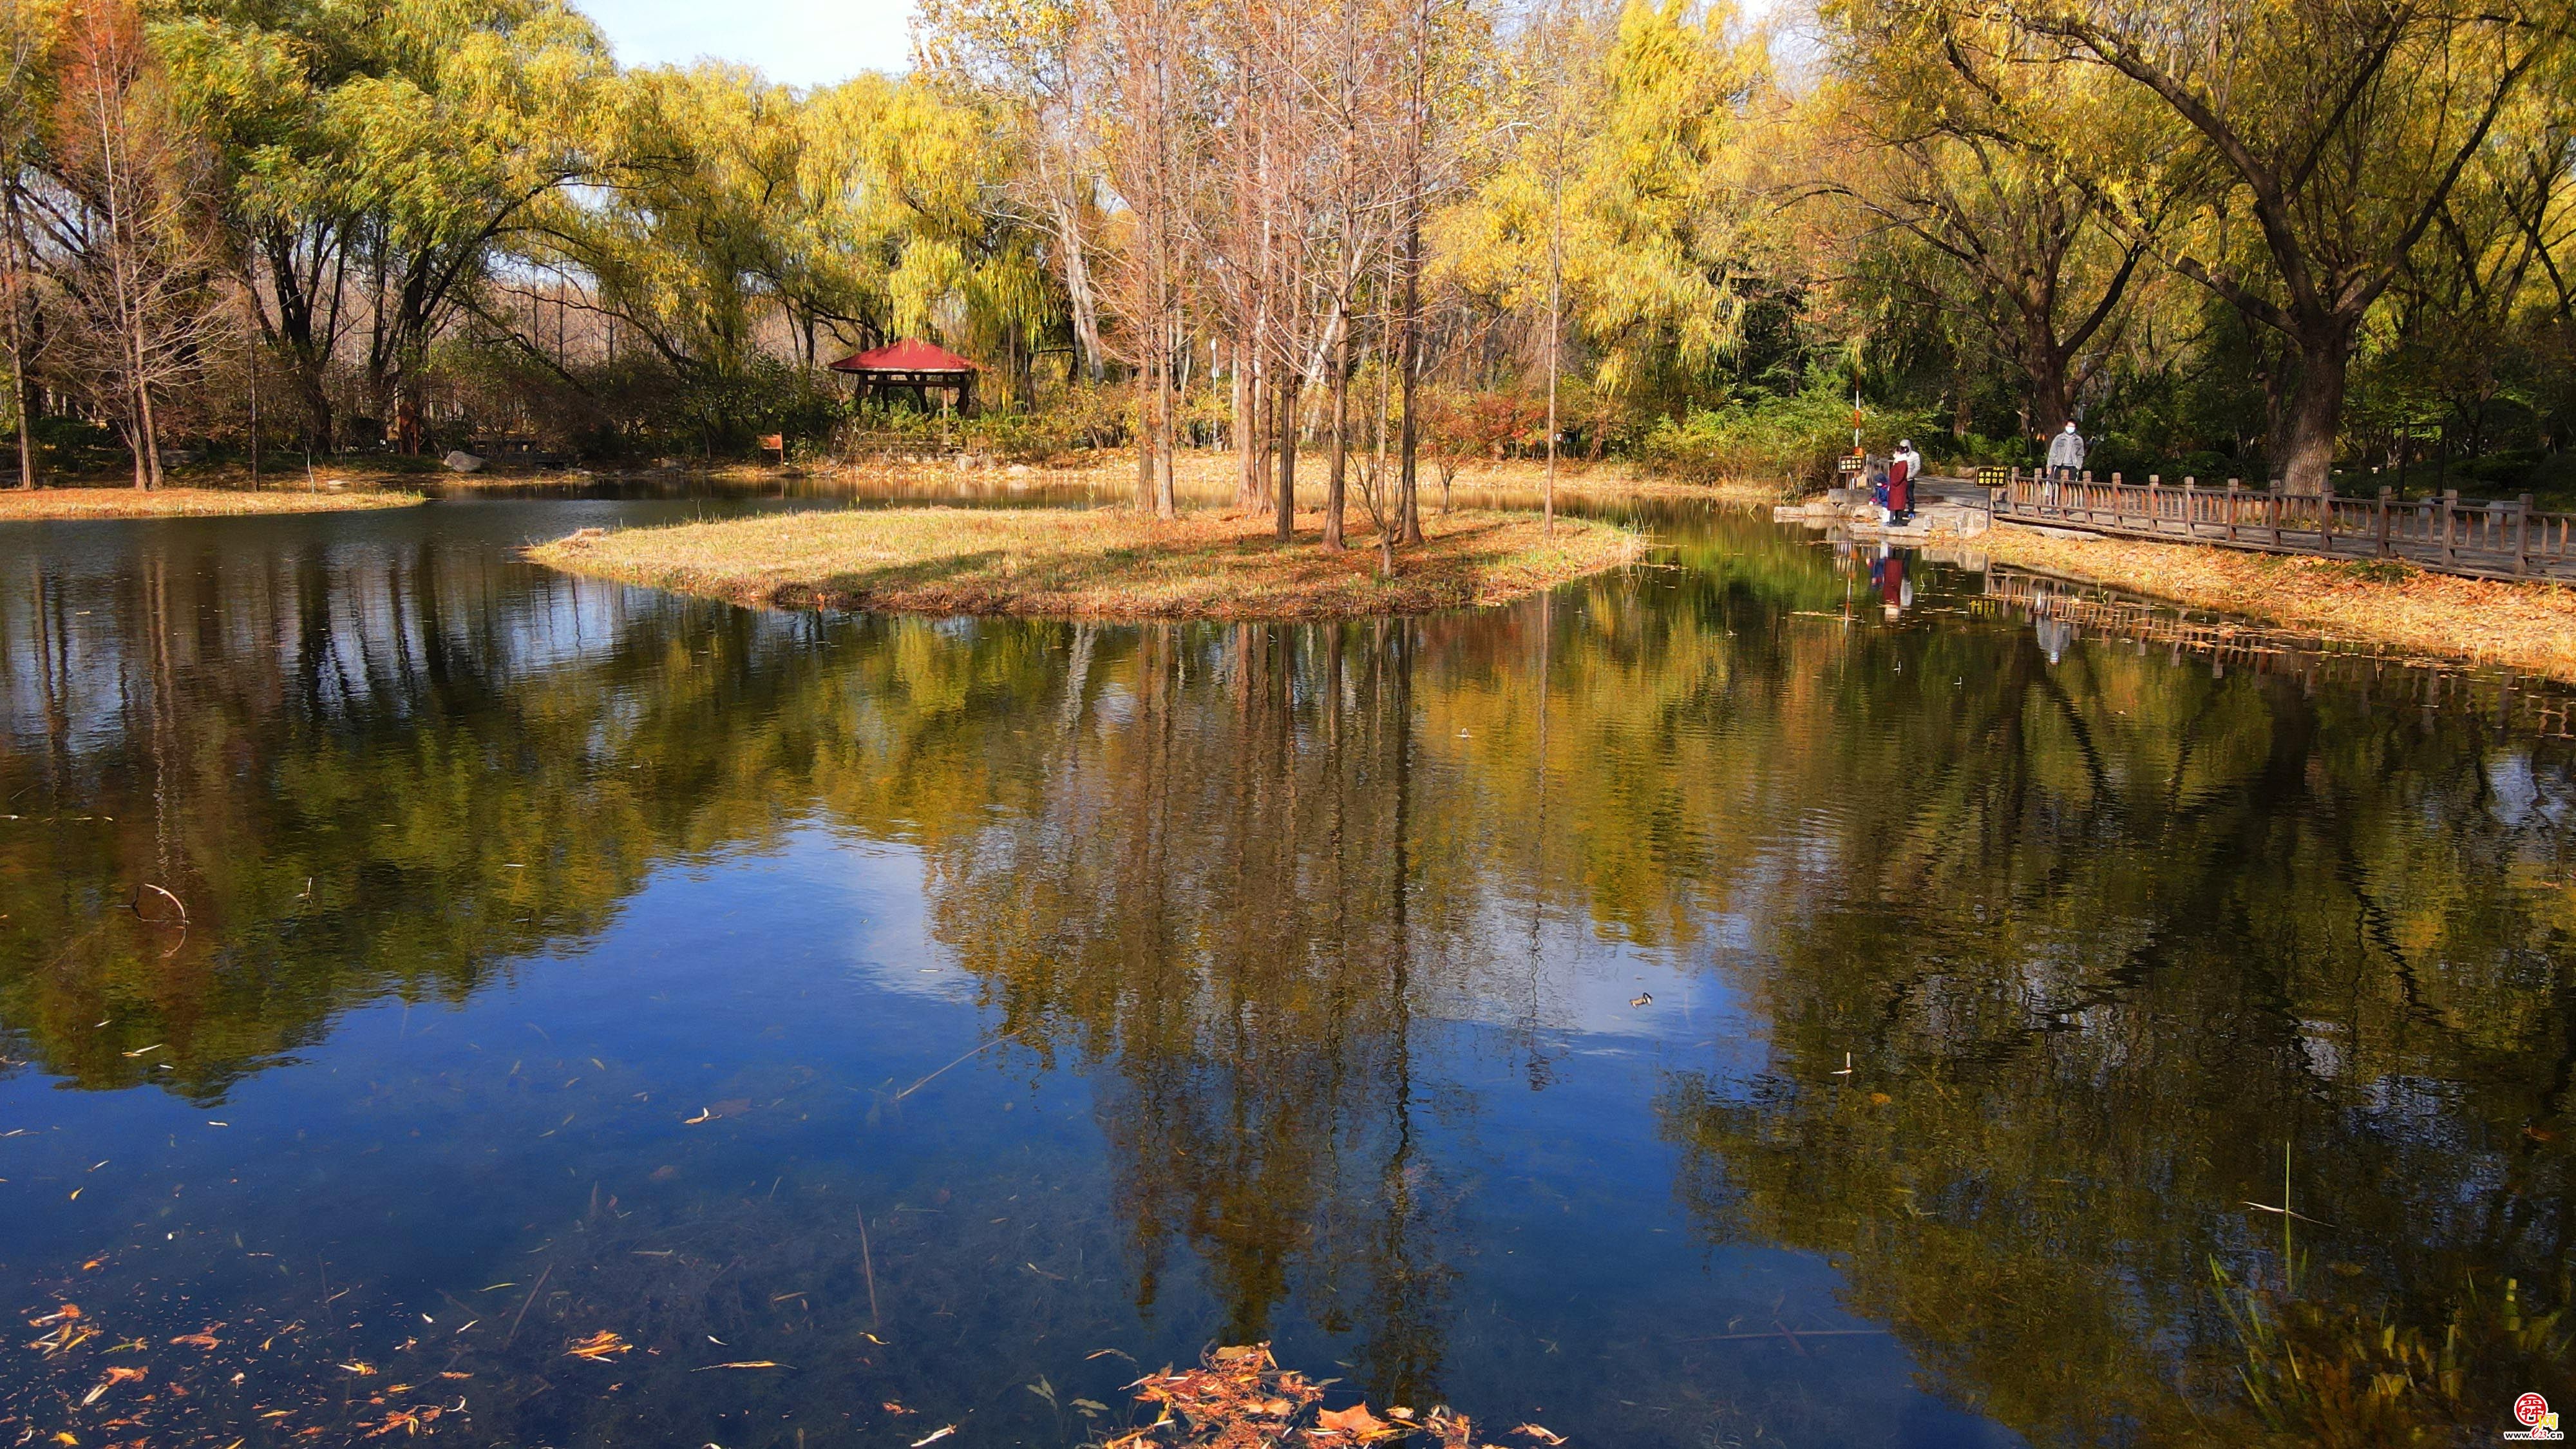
<box><xmin>2519</xmin><ymin>1392</ymin><xmax>2552</xmax><ymax>1426</ymax></box>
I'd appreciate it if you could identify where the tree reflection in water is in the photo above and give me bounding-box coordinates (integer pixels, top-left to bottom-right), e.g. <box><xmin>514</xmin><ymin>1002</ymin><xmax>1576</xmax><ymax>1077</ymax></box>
<box><xmin>0</xmin><ymin>501</ymin><xmax>2570</xmax><ymax>1446</ymax></box>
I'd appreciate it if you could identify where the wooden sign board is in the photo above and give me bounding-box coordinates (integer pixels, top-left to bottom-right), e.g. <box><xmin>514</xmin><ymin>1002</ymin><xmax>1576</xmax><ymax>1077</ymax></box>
<box><xmin>757</xmin><ymin>433</ymin><xmax>784</xmax><ymax>451</ymax></box>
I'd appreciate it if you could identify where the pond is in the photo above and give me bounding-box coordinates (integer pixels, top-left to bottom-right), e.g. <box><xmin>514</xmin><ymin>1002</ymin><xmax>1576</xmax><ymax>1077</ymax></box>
<box><xmin>1</xmin><ymin>486</ymin><xmax>2570</xmax><ymax>1448</ymax></box>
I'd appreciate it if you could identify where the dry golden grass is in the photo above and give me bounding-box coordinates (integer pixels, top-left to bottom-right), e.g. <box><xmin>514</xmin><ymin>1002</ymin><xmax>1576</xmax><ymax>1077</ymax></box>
<box><xmin>1984</xmin><ymin>523</ymin><xmax>2576</xmax><ymax>681</ymax></box>
<box><xmin>530</xmin><ymin>504</ymin><xmax>1647</xmax><ymax>620</ymax></box>
<box><xmin>0</xmin><ymin>484</ymin><xmax>423</xmax><ymax>520</ymax></box>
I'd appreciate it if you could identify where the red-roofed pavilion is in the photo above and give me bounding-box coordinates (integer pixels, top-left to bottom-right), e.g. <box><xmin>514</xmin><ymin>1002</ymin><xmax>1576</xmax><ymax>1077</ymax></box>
<box><xmin>829</xmin><ymin>339</ymin><xmax>980</xmax><ymax>414</ymax></box>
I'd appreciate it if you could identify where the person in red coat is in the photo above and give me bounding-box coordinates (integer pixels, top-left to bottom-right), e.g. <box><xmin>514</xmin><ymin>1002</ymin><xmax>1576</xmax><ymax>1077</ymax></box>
<box><xmin>1886</xmin><ymin>441</ymin><xmax>1916</xmax><ymax>524</ymax></box>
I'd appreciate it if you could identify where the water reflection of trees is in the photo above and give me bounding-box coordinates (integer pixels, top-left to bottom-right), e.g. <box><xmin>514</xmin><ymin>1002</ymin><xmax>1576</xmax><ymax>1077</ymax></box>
<box><xmin>893</xmin><ymin>620</ymin><xmax>1465</xmax><ymax>1401</ymax></box>
<box><xmin>1642</xmin><ymin>615</ymin><xmax>2576</xmax><ymax>1443</ymax></box>
<box><xmin>0</xmin><ymin>533</ymin><xmax>862</xmax><ymax>1095</ymax></box>
<box><xmin>3</xmin><ymin>510</ymin><xmax>2570</xmax><ymax>1441</ymax></box>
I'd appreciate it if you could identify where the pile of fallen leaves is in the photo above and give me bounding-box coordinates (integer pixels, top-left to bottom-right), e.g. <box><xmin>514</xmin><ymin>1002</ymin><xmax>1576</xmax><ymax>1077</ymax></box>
<box><xmin>1110</xmin><ymin>1344</ymin><xmax>1563</xmax><ymax>1449</ymax></box>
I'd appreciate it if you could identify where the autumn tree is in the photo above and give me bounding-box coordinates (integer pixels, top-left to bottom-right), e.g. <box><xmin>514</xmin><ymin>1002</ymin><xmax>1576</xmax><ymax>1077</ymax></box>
<box><xmin>1817</xmin><ymin>1</ymin><xmax>2171</xmax><ymax>439</ymax></box>
<box><xmin>33</xmin><ymin>0</ymin><xmax>234</xmax><ymax>488</ymax></box>
<box><xmin>0</xmin><ymin>0</ymin><xmax>44</xmax><ymax>489</ymax></box>
<box><xmin>1987</xmin><ymin>0</ymin><xmax>2564</xmax><ymax>491</ymax></box>
<box><xmin>1092</xmin><ymin>0</ymin><xmax>1199</xmax><ymax>516</ymax></box>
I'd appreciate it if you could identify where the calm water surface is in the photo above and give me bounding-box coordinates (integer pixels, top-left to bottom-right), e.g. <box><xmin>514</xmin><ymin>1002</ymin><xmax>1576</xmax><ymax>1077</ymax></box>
<box><xmin>1</xmin><ymin>488</ymin><xmax>2571</xmax><ymax>1448</ymax></box>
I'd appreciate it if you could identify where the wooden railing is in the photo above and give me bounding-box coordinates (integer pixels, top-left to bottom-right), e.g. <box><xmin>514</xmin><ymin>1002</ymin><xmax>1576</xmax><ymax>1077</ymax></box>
<box><xmin>1991</xmin><ymin>468</ymin><xmax>2576</xmax><ymax>580</ymax></box>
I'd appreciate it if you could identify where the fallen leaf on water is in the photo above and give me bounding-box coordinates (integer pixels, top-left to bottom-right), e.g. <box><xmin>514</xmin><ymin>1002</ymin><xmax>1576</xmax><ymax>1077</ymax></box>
<box><xmin>682</xmin><ymin>1108</ymin><xmax>713</xmax><ymax>1125</ymax></box>
<box><xmin>882</xmin><ymin>1401</ymin><xmax>913</xmax><ymax>1416</ymax></box>
<box><xmin>1513</xmin><ymin>1425</ymin><xmax>1567</xmax><ymax>1445</ymax></box>
<box><xmin>29</xmin><ymin>1305</ymin><xmax>81</xmax><ymax>1327</ymax></box>
<box><xmin>567</xmin><ymin>1331</ymin><xmax>632</xmax><ymax>1361</ymax></box>
<box><xmin>694</xmin><ymin>1361</ymin><xmax>788</xmax><ymax>1371</ymax></box>
<box><xmin>170</xmin><ymin>1332</ymin><xmax>221</xmax><ymax>1349</ymax></box>
<box><xmin>81</xmin><ymin>1369</ymin><xmax>140</xmax><ymax>1406</ymax></box>
<box><xmin>1316</xmin><ymin>1404</ymin><xmax>1394</xmax><ymax>1439</ymax></box>
<box><xmin>339</xmin><ymin>1362</ymin><xmax>377</xmax><ymax>1376</ymax></box>
<box><xmin>909</xmin><ymin>1427</ymin><xmax>956</xmax><ymax>1448</ymax></box>
<box><xmin>1869</xmin><ymin>1092</ymin><xmax>1892</xmax><ymax>1106</ymax></box>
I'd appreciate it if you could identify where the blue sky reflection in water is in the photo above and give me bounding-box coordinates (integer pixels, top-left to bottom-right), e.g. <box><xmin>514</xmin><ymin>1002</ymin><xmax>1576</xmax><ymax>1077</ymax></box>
<box><xmin>0</xmin><ymin>492</ymin><xmax>2570</xmax><ymax>1448</ymax></box>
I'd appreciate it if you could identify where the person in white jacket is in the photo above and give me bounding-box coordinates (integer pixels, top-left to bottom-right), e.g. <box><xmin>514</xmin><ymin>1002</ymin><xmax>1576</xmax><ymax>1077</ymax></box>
<box><xmin>2043</xmin><ymin>422</ymin><xmax>2085</xmax><ymax>507</ymax></box>
<box><xmin>2045</xmin><ymin>422</ymin><xmax>2085</xmax><ymax>477</ymax></box>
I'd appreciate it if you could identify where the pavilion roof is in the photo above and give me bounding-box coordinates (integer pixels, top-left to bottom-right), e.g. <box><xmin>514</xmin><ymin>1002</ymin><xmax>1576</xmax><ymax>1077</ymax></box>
<box><xmin>828</xmin><ymin>338</ymin><xmax>980</xmax><ymax>374</ymax></box>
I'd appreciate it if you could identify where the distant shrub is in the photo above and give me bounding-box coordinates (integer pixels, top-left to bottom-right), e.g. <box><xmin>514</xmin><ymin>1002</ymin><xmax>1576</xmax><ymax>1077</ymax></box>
<box><xmin>1639</xmin><ymin>388</ymin><xmax>1860</xmax><ymax>488</ymax></box>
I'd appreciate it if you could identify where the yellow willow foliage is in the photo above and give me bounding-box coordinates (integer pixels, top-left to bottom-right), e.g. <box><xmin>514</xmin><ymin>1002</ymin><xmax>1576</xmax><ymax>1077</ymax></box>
<box><xmin>533</xmin><ymin>61</ymin><xmax>1043</xmax><ymax>373</ymax></box>
<box><xmin>1439</xmin><ymin>0</ymin><xmax>1774</xmax><ymax>397</ymax></box>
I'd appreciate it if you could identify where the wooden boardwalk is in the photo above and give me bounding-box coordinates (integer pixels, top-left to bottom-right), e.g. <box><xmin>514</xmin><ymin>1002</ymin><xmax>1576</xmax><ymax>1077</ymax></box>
<box><xmin>1985</xmin><ymin>469</ymin><xmax>2576</xmax><ymax>582</ymax></box>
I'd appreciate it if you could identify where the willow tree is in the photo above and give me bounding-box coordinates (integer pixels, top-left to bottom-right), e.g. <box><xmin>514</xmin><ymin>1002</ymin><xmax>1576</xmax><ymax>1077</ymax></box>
<box><xmin>1992</xmin><ymin>0</ymin><xmax>2564</xmax><ymax>491</ymax></box>
<box><xmin>522</xmin><ymin>67</ymin><xmax>1043</xmax><ymax>439</ymax></box>
<box><xmin>1817</xmin><ymin>0</ymin><xmax>2172</xmax><ymax>440</ymax></box>
<box><xmin>917</xmin><ymin>0</ymin><xmax>1112</xmax><ymax>386</ymax></box>
<box><xmin>1442</xmin><ymin>0</ymin><xmax>1774</xmax><ymax>486</ymax></box>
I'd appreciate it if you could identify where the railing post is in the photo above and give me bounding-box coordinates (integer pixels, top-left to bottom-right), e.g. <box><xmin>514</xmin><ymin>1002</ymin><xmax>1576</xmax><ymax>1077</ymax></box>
<box><xmin>2518</xmin><ymin>493</ymin><xmax>2532</xmax><ymax>576</ymax></box>
<box><xmin>2268</xmin><ymin>480</ymin><xmax>2284</xmax><ymax>548</ymax></box>
<box><xmin>2148</xmin><ymin>475</ymin><xmax>2161</xmax><ymax>534</ymax></box>
<box><xmin>2319</xmin><ymin>484</ymin><xmax>2334</xmax><ymax>551</ymax></box>
<box><xmin>2226</xmin><ymin>480</ymin><xmax>2240</xmax><ymax>544</ymax></box>
<box><xmin>2442</xmin><ymin>488</ymin><xmax>2458</xmax><ymax>569</ymax></box>
<box><xmin>2183</xmin><ymin>477</ymin><xmax>2197</xmax><ymax>535</ymax></box>
<box><xmin>2376</xmin><ymin>487</ymin><xmax>2392</xmax><ymax>558</ymax></box>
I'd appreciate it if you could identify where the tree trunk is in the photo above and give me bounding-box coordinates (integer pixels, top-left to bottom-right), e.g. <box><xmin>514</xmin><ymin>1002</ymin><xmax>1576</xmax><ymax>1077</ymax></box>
<box><xmin>2</xmin><ymin>185</ymin><xmax>33</xmax><ymax>490</ymax></box>
<box><xmin>1251</xmin><ymin>361</ymin><xmax>1274</xmax><ymax>514</ymax></box>
<box><xmin>1324</xmin><ymin>310</ymin><xmax>1349</xmax><ymax>551</ymax></box>
<box><xmin>1135</xmin><ymin>362</ymin><xmax>1157</xmax><ymax>510</ymax></box>
<box><xmin>1233</xmin><ymin>338</ymin><xmax>1262</xmax><ymax>512</ymax></box>
<box><xmin>1396</xmin><ymin>169</ymin><xmax>1423</xmax><ymax>547</ymax></box>
<box><xmin>1274</xmin><ymin>371</ymin><xmax>1300</xmax><ymax>544</ymax></box>
<box><xmin>2278</xmin><ymin>328</ymin><xmax>2351</xmax><ymax>494</ymax></box>
<box><xmin>1153</xmin><ymin>341</ymin><xmax>1176</xmax><ymax>519</ymax></box>
<box><xmin>2022</xmin><ymin>316</ymin><xmax>2074</xmax><ymax>438</ymax></box>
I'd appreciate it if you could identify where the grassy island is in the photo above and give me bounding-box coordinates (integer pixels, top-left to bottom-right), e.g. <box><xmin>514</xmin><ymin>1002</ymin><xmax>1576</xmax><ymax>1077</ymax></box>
<box><xmin>1983</xmin><ymin>524</ymin><xmax>2576</xmax><ymax>682</ymax></box>
<box><xmin>529</xmin><ymin>505</ymin><xmax>1646</xmax><ymax>620</ymax></box>
<box><xmin>0</xmin><ymin>485</ymin><xmax>423</xmax><ymax>522</ymax></box>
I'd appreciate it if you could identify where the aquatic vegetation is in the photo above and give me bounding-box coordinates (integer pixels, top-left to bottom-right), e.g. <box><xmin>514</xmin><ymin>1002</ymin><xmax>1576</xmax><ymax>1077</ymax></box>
<box><xmin>2215</xmin><ymin>1264</ymin><xmax>2571</xmax><ymax>1448</ymax></box>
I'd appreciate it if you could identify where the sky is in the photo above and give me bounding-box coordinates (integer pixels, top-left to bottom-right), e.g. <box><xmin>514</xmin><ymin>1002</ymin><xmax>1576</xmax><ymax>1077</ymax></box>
<box><xmin>576</xmin><ymin>0</ymin><xmax>918</xmax><ymax>88</ymax></box>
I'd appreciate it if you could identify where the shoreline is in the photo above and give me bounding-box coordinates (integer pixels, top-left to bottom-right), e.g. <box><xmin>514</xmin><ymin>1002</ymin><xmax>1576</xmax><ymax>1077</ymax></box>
<box><xmin>0</xmin><ymin>483</ymin><xmax>424</xmax><ymax>521</ymax></box>
<box><xmin>1978</xmin><ymin>522</ymin><xmax>2576</xmax><ymax>683</ymax></box>
<box><xmin>529</xmin><ymin>504</ymin><xmax>1647</xmax><ymax>621</ymax></box>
